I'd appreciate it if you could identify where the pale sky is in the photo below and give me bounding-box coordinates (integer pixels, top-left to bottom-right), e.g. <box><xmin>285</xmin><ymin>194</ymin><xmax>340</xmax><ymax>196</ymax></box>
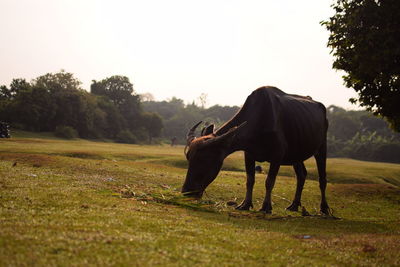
<box><xmin>0</xmin><ymin>0</ymin><xmax>359</xmax><ymax>108</ymax></box>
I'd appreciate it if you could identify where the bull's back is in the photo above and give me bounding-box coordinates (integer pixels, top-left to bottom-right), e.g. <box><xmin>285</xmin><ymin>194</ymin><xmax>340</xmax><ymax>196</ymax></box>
<box><xmin>279</xmin><ymin>94</ymin><xmax>327</xmax><ymax>162</ymax></box>
<box><xmin>225</xmin><ymin>87</ymin><xmax>327</xmax><ymax>163</ymax></box>
<box><xmin>244</xmin><ymin>87</ymin><xmax>327</xmax><ymax>163</ymax></box>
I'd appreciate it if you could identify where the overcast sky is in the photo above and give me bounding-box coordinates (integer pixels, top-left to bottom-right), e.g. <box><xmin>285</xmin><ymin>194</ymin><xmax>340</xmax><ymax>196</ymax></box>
<box><xmin>0</xmin><ymin>0</ymin><xmax>359</xmax><ymax>108</ymax></box>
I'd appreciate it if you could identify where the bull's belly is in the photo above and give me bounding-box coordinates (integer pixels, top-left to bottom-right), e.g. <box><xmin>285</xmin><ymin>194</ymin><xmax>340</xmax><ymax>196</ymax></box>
<box><xmin>246</xmin><ymin>139</ymin><xmax>322</xmax><ymax>165</ymax></box>
<box><xmin>250</xmin><ymin>150</ymin><xmax>315</xmax><ymax>165</ymax></box>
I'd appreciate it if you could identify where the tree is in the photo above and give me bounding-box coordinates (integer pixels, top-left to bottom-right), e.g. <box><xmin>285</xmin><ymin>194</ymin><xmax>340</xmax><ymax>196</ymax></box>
<box><xmin>34</xmin><ymin>70</ymin><xmax>82</xmax><ymax>93</ymax></box>
<box><xmin>323</xmin><ymin>0</ymin><xmax>400</xmax><ymax>131</ymax></box>
<box><xmin>197</xmin><ymin>93</ymin><xmax>208</xmax><ymax>108</ymax></box>
<box><xmin>32</xmin><ymin>71</ymin><xmax>89</xmax><ymax>133</ymax></box>
<box><xmin>139</xmin><ymin>92</ymin><xmax>155</xmax><ymax>102</ymax></box>
<box><xmin>91</xmin><ymin>76</ymin><xmax>142</xmax><ymax>133</ymax></box>
<box><xmin>91</xmin><ymin>76</ymin><xmax>134</xmax><ymax>106</ymax></box>
<box><xmin>95</xmin><ymin>96</ymin><xmax>124</xmax><ymax>138</ymax></box>
<box><xmin>142</xmin><ymin>112</ymin><xmax>163</xmax><ymax>143</ymax></box>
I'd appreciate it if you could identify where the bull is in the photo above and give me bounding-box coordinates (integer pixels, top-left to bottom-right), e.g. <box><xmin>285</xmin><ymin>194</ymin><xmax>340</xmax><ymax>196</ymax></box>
<box><xmin>182</xmin><ymin>86</ymin><xmax>330</xmax><ymax>214</ymax></box>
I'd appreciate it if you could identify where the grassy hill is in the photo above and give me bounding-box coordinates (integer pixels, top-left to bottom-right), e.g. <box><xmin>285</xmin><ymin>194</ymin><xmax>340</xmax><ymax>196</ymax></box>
<box><xmin>1</xmin><ymin>134</ymin><xmax>399</xmax><ymax>266</ymax></box>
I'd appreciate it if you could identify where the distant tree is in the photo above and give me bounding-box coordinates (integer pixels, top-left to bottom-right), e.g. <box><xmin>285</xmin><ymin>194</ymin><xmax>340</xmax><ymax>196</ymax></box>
<box><xmin>328</xmin><ymin>109</ymin><xmax>360</xmax><ymax>140</ymax></box>
<box><xmin>142</xmin><ymin>112</ymin><xmax>163</xmax><ymax>143</ymax></box>
<box><xmin>2</xmin><ymin>71</ymin><xmax>105</xmax><ymax>136</ymax></box>
<box><xmin>359</xmin><ymin>114</ymin><xmax>389</xmax><ymax>135</ymax></box>
<box><xmin>0</xmin><ymin>85</ymin><xmax>12</xmax><ymax>122</ymax></box>
<box><xmin>5</xmin><ymin>78</ymin><xmax>56</xmax><ymax>131</ymax></box>
<box><xmin>91</xmin><ymin>76</ymin><xmax>142</xmax><ymax>133</ymax></box>
<box><xmin>323</xmin><ymin>0</ymin><xmax>400</xmax><ymax>131</ymax></box>
<box><xmin>0</xmin><ymin>79</ymin><xmax>31</xmax><ymax>122</ymax></box>
<box><xmin>0</xmin><ymin>85</ymin><xmax>8</xmax><ymax>100</ymax></box>
<box><xmin>8</xmin><ymin>79</ymin><xmax>30</xmax><ymax>99</ymax></box>
<box><xmin>326</xmin><ymin>105</ymin><xmax>400</xmax><ymax>162</ymax></box>
<box><xmin>197</xmin><ymin>93</ymin><xmax>208</xmax><ymax>108</ymax></box>
<box><xmin>139</xmin><ymin>92</ymin><xmax>155</xmax><ymax>102</ymax></box>
<box><xmin>91</xmin><ymin>76</ymin><xmax>134</xmax><ymax>106</ymax></box>
<box><xmin>34</xmin><ymin>70</ymin><xmax>82</xmax><ymax>93</ymax></box>
<box><xmin>204</xmin><ymin>105</ymin><xmax>240</xmax><ymax>123</ymax></box>
<box><xmin>96</xmin><ymin>96</ymin><xmax>124</xmax><ymax>138</ymax></box>
<box><xmin>142</xmin><ymin>97</ymin><xmax>185</xmax><ymax>120</ymax></box>
<box><xmin>31</xmin><ymin>71</ymin><xmax>88</xmax><ymax>133</ymax></box>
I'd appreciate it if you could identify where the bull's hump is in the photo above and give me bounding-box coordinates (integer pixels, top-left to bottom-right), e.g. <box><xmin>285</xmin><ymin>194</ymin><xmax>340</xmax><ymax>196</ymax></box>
<box><xmin>253</xmin><ymin>86</ymin><xmax>286</xmax><ymax>97</ymax></box>
<box><xmin>253</xmin><ymin>87</ymin><xmax>319</xmax><ymax>102</ymax></box>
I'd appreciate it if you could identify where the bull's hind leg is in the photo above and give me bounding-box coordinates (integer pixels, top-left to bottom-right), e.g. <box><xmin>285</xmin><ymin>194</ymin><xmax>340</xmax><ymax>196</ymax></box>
<box><xmin>315</xmin><ymin>143</ymin><xmax>330</xmax><ymax>215</ymax></box>
<box><xmin>236</xmin><ymin>152</ymin><xmax>255</xmax><ymax>210</ymax></box>
<box><xmin>286</xmin><ymin>162</ymin><xmax>307</xmax><ymax>212</ymax></box>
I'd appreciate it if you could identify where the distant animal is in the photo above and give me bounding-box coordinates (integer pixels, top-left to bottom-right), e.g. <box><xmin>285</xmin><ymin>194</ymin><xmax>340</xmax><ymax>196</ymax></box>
<box><xmin>171</xmin><ymin>136</ymin><xmax>177</xmax><ymax>147</ymax></box>
<box><xmin>182</xmin><ymin>86</ymin><xmax>330</xmax><ymax>214</ymax></box>
<box><xmin>255</xmin><ymin>165</ymin><xmax>263</xmax><ymax>173</ymax></box>
<box><xmin>0</xmin><ymin>122</ymin><xmax>10</xmax><ymax>138</ymax></box>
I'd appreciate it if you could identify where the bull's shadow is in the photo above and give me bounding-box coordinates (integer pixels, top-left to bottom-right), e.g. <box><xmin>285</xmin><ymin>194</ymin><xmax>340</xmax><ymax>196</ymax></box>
<box><xmin>182</xmin><ymin>207</ymin><xmax>390</xmax><ymax>236</ymax></box>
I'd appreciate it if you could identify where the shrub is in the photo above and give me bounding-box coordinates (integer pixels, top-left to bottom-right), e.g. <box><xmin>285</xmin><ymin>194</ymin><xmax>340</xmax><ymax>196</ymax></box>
<box><xmin>131</xmin><ymin>127</ymin><xmax>148</xmax><ymax>143</ymax></box>
<box><xmin>54</xmin><ymin>125</ymin><xmax>78</xmax><ymax>139</ymax></box>
<box><xmin>116</xmin><ymin>130</ymin><xmax>137</xmax><ymax>144</ymax></box>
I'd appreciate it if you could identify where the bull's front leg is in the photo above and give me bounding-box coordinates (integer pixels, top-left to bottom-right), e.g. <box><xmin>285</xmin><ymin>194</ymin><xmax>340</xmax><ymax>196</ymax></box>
<box><xmin>260</xmin><ymin>162</ymin><xmax>280</xmax><ymax>213</ymax></box>
<box><xmin>236</xmin><ymin>152</ymin><xmax>255</xmax><ymax>210</ymax></box>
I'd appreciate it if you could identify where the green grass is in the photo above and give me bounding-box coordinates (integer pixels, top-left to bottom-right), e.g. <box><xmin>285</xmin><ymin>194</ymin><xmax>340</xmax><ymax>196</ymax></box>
<box><xmin>1</xmin><ymin>135</ymin><xmax>400</xmax><ymax>266</ymax></box>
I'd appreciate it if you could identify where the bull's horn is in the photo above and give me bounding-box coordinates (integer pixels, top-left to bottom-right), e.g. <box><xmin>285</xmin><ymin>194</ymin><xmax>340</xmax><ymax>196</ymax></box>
<box><xmin>186</xmin><ymin>121</ymin><xmax>202</xmax><ymax>145</ymax></box>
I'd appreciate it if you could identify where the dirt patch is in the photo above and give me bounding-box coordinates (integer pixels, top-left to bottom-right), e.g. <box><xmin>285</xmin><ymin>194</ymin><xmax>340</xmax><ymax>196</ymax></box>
<box><xmin>60</xmin><ymin>152</ymin><xmax>104</xmax><ymax>160</ymax></box>
<box><xmin>307</xmin><ymin>233</ymin><xmax>400</xmax><ymax>258</ymax></box>
<box><xmin>114</xmin><ymin>153</ymin><xmax>159</xmax><ymax>161</ymax></box>
<box><xmin>0</xmin><ymin>153</ymin><xmax>55</xmax><ymax>167</ymax></box>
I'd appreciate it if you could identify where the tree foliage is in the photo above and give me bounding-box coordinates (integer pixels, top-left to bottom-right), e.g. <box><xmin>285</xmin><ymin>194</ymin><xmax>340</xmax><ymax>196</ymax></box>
<box><xmin>91</xmin><ymin>76</ymin><xmax>142</xmax><ymax>135</ymax></box>
<box><xmin>327</xmin><ymin>105</ymin><xmax>400</xmax><ymax>163</ymax></box>
<box><xmin>91</xmin><ymin>76</ymin><xmax>135</xmax><ymax>106</ymax></box>
<box><xmin>0</xmin><ymin>71</ymin><xmax>162</xmax><ymax>142</ymax></box>
<box><xmin>323</xmin><ymin>0</ymin><xmax>400</xmax><ymax>131</ymax></box>
<box><xmin>142</xmin><ymin>112</ymin><xmax>163</xmax><ymax>143</ymax></box>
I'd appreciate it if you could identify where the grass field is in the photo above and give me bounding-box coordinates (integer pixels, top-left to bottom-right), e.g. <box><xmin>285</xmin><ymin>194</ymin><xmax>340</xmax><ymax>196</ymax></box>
<box><xmin>1</xmin><ymin>132</ymin><xmax>400</xmax><ymax>266</ymax></box>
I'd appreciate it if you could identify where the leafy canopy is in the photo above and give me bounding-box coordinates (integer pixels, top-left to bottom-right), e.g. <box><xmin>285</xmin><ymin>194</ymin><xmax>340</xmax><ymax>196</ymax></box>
<box><xmin>322</xmin><ymin>0</ymin><xmax>400</xmax><ymax>131</ymax></box>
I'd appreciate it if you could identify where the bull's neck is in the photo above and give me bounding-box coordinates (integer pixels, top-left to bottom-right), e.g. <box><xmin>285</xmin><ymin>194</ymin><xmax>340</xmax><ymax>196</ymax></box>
<box><xmin>215</xmin><ymin>107</ymin><xmax>246</xmax><ymax>136</ymax></box>
<box><xmin>215</xmin><ymin>118</ymin><xmax>239</xmax><ymax>136</ymax></box>
<box><xmin>216</xmin><ymin>117</ymin><xmax>248</xmax><ymax>155</ymax></box>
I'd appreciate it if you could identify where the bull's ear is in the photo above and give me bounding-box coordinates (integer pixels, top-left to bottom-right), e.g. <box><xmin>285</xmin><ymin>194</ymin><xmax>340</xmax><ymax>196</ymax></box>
<box><xmin>201</xmin><ymin>124</ymin><xmax>214</xmax><ymax>136</ymax></box>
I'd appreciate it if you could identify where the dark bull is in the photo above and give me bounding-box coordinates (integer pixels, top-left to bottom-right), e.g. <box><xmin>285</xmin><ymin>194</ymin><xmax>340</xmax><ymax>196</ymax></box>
<box><xmin>182</xmin><ymin>86</ymin><xmax>330</xmax><ymax>214</ymax></box>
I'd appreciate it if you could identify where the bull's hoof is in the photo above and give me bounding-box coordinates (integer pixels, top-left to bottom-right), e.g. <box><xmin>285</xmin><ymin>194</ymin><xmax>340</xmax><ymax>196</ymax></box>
<box><xmin>235</xmin><ymin>201</ymin><xmax>253</xmax><ymax>210</ymax></box>
<box><xmin>259</xmin><ymin>208</ymin><xmax>272</xmax><ymax>214</ymax></box>
<box><xmin>320</xmin><ymin>203</ymin><xmax>331</xmax><ymax>216</ymax></box>
<box><xmin>259</xmin><ymin>203</ymin><xmax>272</xmax><ymax>214</ymax></box>
<box><xmin>286</xmin><ymin>202</ymin><xmax>301</xmax><ymax>212</ymax></box>
<box><xmin>320</xmin><ymin>207</ymin><xmax>331</xmax><ymax>216</ymax></box>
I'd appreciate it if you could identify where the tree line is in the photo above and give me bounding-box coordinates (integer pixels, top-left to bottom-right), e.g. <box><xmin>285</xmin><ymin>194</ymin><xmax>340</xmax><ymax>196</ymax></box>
<box><xmin>0</xmin><ymin>70</ymin><xmax>162</xmax><ymax>143</ymax></box>
<box><xmin>327</xmin><ymin>105</ymin><xmax>400</xmax><ymax>163</ymax></box>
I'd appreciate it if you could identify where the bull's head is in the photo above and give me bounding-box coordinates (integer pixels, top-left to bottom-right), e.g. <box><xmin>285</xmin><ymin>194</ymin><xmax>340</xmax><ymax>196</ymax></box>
<box><xmin>182</xmin><ymin>121</ymin><xmax>246</xmax><ymax>198</ymax></box>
